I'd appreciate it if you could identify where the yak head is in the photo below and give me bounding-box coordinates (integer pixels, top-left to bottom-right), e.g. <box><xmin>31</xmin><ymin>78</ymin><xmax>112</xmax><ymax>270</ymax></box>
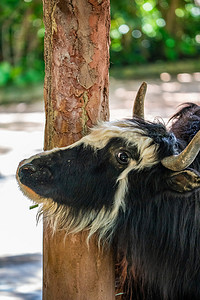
<box><xmin>16</xmin><ymin>83</ymin><xmax>200</xmax><ymax>243</ymax></box>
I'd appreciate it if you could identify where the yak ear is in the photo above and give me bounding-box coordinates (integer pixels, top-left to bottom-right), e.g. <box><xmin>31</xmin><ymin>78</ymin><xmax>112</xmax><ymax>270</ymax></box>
<box><xmin>166</xmin><ymin>169</ymin><xmax>200</xmax><ymax>193</ymax></box>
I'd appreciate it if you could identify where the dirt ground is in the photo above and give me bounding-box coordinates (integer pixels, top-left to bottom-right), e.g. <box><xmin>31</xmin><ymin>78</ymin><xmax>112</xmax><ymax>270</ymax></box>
<box><xmin>0</xmin><ymin>75</ymin><xmax>199</xmax><ymax>299</ymax></box>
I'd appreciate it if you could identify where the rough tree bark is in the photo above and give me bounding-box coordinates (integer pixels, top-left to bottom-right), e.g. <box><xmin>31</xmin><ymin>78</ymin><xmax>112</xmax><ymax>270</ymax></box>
<box><xmin>43</xmin><ymin>0</ymin><xmax>115</xmax><ymax>299</ymax></box>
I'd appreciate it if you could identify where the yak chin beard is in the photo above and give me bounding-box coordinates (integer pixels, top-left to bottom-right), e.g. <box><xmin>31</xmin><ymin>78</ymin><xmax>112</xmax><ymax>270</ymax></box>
<box><xmin>35</xmin><ymin>176</ymin><xmax>129</xmax><ymax>245</ymax></box>
<box><xmin>37</xmin><ymin>198</ymin><xmax>123</xmax><ymax>246</ymax></box>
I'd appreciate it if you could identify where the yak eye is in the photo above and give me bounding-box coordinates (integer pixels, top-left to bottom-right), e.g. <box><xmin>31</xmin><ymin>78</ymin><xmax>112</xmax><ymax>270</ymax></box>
<box><xmin>116</xmin><ymin>151</ymin><xmax>131</xmax><ymax>165</ymax></box>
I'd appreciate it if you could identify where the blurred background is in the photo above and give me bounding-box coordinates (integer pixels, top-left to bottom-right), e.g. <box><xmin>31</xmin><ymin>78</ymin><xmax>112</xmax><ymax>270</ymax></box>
<box><xmin>0</xmin><ymin>0</ymin><xmax>200</xmax><ymax>299</ymax></box>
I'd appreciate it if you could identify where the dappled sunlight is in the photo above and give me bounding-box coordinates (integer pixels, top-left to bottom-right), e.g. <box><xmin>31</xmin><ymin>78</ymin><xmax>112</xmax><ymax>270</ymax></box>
<box><xmin>114</xmin><ymin>87</ymin><xmax>129</xmax><ymax>98</ymax></box>
<box><xmin>110</xmin><ymin>77</ymin><xmax>200</xmax><ymax>120</ymax></box>
<box><xmin>0</xmin><ymin>178</ymin><xmax>43</xmax><ymax>256</ymax></box>
<box><xmin>0</xmin><ymin>130</ymin><xmax>43</xmax><ymax>177</ymax></box>
<box><xmin>145</xmin><ymin>83</ymin><xmax>160</xmax><ymax>94</ymax></box>
<box><xmin>1</xmin><ymin>0</ymin><xmax>200</xmax><ymax>298</ymax></box>
<box><xmin>0</xmin><ymin>115</ymin><xmax>44</xmax><ymax>281</ymax></box>
<box><xmin>0</xmin><ymin>112</ymin><xmax>44</xmax><ymax>132</ymax></box>
<box><xmin>0</xmin><ymin>111</ymin><xmax>43</xmax><ymax>299</ymax></box>
<box><xmin>177</xmin><ymin>73</ymin><xmax>193</xmax><ymax>82</ymax></box>
<box><xmin>160</xmin><ymin>72</ymin><xmax>171</xmax><ymax>82</ymax></box>
<box><xmin>161</xmin><ymin>82</ymin><xmax>181</xmax><ymax>92</ymax></box>
<box><xmin>159</xmin><ymin>73</ymin><xmax>200</xmax><ymax>105</ymax></box>
<box><xmin>193</xmin><ymin>72</ymin><xmax>200</xmax><ymax>81</ymax></box>
<box><xmin>162</xmin><ymin>92</ymin><xmax>200</xmax><ymax>103</ymax></box>
<box><xmin>114</xmin><ymin>88</ymin><xmax>134</xmax><ymax>109</ymax></box>
<box><xmin>160</xmin><ymin>72</ymin><xmax>200</xmax><ymax>84</ymax></box>
<box><xmin>0</xmin><ymin>254</ymin><xmax>42</xmax><ymax>300</ymax></box>
<box><xmin>0</xmin><ymin>77</ymin><xmax>199</xmax><ymax>299</ymax></box>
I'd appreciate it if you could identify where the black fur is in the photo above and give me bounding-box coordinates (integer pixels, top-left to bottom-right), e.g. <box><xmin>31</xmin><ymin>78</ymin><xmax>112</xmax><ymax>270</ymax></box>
<box><xmin>127</xmin><ymin>117</ymin><xmax>178</xmax><ymax>160</ymax></box>
<box><xmin>170</xmin><ymin>102</ymin><xmax>200</xmax><ymax>172</ymax></box>
<box><xmin>17</xmin><ymin>116</ymin><xmax>200</xmax><ymax>299</ymax></box>
<box><xmin>115</xmin><ymin>166</ymin><xmax>200</xmax><ymax>299</ymax></box>
<box><xmin>19</xmin><ymin>142</ymin><xmax>120</xmax><ymax>211</ymax></box>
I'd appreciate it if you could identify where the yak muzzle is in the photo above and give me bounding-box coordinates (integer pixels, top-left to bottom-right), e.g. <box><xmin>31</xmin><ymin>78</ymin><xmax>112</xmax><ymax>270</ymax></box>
<box><xmin>18</xmin><ymin>161</ymin><xmax>53</xmax><ymax>188</ymax></box>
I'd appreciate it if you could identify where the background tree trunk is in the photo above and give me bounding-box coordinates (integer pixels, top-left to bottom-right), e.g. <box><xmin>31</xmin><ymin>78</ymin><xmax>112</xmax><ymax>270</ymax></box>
<box><xmin>165</xmin><ymin>0</ymin><xmax>180</xmax><ymax>36</ymax></box>
<box><xmin>43</xmin><ymin>0</ymin><xmax>115</xmax><ymax>299</ymax></box>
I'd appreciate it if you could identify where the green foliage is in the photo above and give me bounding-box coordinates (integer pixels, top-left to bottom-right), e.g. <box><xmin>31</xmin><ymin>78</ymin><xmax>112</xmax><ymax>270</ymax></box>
<box><xmin>0</xmin><ymin>0</ymin><xmax>200</xmax><ymax>88</ymax></box>
<box><xmin>110</xmin><ymin>0</ymin><xmax>200</xmax><ymax>66</ymax></box>
<box><xmin>0</xmin><ymin>61</ymin><xmax>44</xmax><ymax>87</ymax></box>
<box><xmin>0</xmin><ymin>62</ymin><xmax>11</xmax><ymax>86</ymax></box>
<box><xmin>0</xmin><ymin>0</ymin><xmax>44</xmax><ymax>87</ymax></box>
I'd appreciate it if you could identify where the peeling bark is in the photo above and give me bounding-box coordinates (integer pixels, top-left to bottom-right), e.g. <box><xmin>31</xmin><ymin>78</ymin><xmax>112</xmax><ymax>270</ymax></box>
<box><xmin>43</xmin><ymin>0</ymin><xmax>114</xmax><ymax>299</ymax></box>
<box><xmin>43</xmin><ymin>0</ymin><xmax>110</xmax><ymax>150</ymax></box>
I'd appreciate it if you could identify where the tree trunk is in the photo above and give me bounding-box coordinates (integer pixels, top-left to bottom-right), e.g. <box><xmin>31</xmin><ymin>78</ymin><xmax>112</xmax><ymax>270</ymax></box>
<box><xmin>165</xmin><ymin>0</ymin><xmax>180</xmax><ymax>36</ymax></box>
<box><xmin>43</xmin><ymin>0</ymin><xmax>114</xmax><ymax>299</ymax></box>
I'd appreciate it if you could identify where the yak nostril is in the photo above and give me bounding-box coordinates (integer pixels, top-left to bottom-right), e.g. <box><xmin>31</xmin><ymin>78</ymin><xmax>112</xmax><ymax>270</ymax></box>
<box><xmin>21</xmin><ymin>163</ymin><xmax>37</xmax><ymax>173</ymax></box>
<box><xmin>18</xmin><ymin>161</ymin><xmax>53</xmax><ymax>185</ymax></box>
<box><xmin>18</xmin><ymin>163</ymin><xmax>37</xmax><ymax>183</ymax></box>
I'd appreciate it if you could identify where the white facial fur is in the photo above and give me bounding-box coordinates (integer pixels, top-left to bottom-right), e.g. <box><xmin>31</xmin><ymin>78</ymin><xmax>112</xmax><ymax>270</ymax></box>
<box><xmin>17</xmin><ymin>120</ymin><xmax>159</xmax><ymax>242</ymax></box>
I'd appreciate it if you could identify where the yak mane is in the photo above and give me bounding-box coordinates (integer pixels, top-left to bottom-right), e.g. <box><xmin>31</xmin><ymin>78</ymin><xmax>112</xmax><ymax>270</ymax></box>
<box><xmin>169</xmin><ymin>102</ymin><xmax>200</xmax><ymax>171</ymax></box>
<box><xmin>169</xmin><ymin>103</ymin><xmax>200</xmax><ymax>145</ymax></box>
<box><xmin>114</xmin><ymin>169</ymin><xmax>200</xmax><ymax>299</ymax></box>
<box><xmin>114</xmin><ymin>104</ymin><xmax>200</xmax><ymax>299</ymax></box>
<box><xmin>17</xmin><ymin>105</ymin><xmax>200</xmax><ymax>299</ymax></box>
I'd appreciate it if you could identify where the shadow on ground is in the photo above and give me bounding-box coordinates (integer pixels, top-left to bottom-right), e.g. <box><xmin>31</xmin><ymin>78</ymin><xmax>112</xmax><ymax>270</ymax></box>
<box><xmin>0</xmin><ymin>253</ymin><xmax>42</xmax><ymax>300</ymax></box>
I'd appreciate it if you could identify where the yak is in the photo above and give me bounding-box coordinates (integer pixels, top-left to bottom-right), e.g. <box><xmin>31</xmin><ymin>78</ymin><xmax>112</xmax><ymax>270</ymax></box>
<box><xmin>169</xmin><ymin>102</ymin><xmax>200</xmax><ymax>171</ymax></box>
<box><xmin>17</xmin><ymin>83</ymin><xmax>200</xmax><ymax>299</ymax></box>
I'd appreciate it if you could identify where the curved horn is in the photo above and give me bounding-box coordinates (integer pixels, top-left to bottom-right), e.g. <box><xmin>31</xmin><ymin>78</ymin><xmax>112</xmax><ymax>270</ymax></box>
<box><xmin>161</xmin><ymin>130</ymin><xmax>200</xmax><ymax>171</ymax></box>
<box><xmin>132</xmin><ymin>82</ymin><xmax>147</xmax><ymax>118</ymax></box>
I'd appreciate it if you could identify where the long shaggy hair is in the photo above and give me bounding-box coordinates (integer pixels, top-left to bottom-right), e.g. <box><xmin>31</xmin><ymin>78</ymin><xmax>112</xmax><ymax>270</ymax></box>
<box><xmin>17</xmin><ymin>116</ymin><xmax>200</xmax><ymax>299</ymax></box>
<box><xmin>115</xmin><ymin>173</ymin><xmax>200</xmax><ymax>299</ymax></box>
<box><xmin>170</xmin><ymin>102</ymin><xmax>200</xmax><ymax>171</ymax></box>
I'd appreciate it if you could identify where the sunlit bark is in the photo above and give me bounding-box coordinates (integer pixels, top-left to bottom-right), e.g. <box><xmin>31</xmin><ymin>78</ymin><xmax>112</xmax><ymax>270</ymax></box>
<box><xmin>43</xmin><ymin>0</ymin><xmax>114</xmax><ymax>299</ymax></box>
